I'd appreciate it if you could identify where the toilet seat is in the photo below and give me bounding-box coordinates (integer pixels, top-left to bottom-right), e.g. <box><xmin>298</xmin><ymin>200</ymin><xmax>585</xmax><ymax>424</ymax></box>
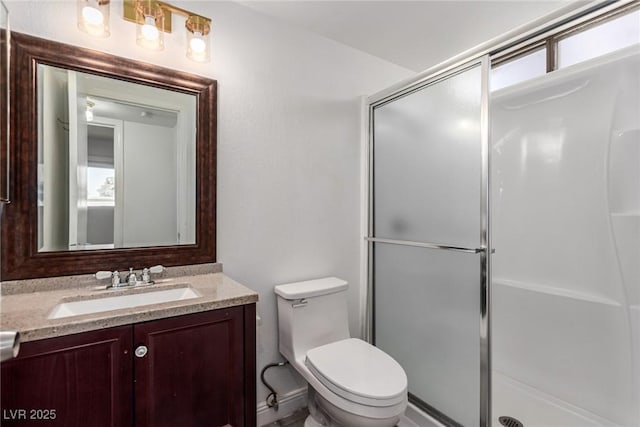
<box><xmin>305</xmin><ymin>338</ymin><xmax>407</xmax><ymax>407</ymax></box>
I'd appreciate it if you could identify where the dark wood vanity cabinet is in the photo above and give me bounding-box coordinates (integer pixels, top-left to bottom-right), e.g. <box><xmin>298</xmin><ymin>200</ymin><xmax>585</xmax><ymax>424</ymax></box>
<box><xmin>134</xmin><ymin>307</ymin><xmax>253</xmax><ymax>427</ymax></box>
<box><xmin>1</xmin><ymin>304</ymin><xmax>256</xmax><ymax>427</ymax></box>
<box><xmin>0</xmin><ymin>325</ymin><xmax>133</xmax><ymax>426</ymax></box>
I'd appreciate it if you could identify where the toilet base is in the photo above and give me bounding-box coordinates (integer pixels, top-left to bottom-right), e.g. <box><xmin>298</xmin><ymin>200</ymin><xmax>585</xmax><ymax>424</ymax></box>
<box><xmin>306</xmin><ymin>386</ymin><xmax>402</xmax><ymax>427</ymax></box>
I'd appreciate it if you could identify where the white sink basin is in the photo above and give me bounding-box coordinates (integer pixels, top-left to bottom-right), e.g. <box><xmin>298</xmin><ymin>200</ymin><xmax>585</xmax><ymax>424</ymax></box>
<box><xmin>48</xmin><ymin>287</ymin><xmax>201</xmax><ymax>319</ymax></box>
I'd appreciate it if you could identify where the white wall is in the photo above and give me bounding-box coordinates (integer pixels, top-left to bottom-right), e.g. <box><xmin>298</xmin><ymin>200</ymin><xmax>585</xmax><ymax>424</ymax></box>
<box><xmin>6</xmin><ymin>0</ymin><xmax>413</xmax><ymax>411</ymax></box>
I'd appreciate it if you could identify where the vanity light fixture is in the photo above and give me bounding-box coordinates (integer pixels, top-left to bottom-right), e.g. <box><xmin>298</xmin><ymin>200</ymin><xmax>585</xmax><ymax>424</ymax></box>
<box><xmin>77</xmin><ymin>0</ymin><xmax>110</xmax><ymax>37</ymax></box>
<box><xmin>77</xmin><ymin>0</ymin><xmax>212</xmax><ymax>63</ymax></box>
<box><xmin>124</xmin><ymin>0</ymin><xmax>211</xmax><ymax>62</ymax></box>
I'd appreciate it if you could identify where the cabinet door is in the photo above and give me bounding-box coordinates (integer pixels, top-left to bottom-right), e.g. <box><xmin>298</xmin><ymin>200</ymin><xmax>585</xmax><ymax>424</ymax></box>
<box><xmin>134</xmin><ymin>307</ymin><xmax>246</xmax><ymax>427</ymax></box>
<box><xmin>0</xmin><ymin>326</ymin><xmax>133</xmax><ymax>427</ymax></box>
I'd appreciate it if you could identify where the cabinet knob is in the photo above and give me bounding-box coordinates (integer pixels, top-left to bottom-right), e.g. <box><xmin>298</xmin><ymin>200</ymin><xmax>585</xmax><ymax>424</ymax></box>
<box><xmin>135</xmin><ymin>345</ymin><xmax>148</xmax><ymax>358</ymax></box>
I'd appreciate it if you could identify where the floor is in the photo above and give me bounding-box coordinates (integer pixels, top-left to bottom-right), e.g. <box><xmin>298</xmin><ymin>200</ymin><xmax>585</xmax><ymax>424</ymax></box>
<box><xmin>262</xmin><ymin>407</ymin><xmax>412</xmax><ymax>427</ymax></box>
<box><xmin>262</xmin><ymin>408</ymin><xmax>309</xmax><ymax>427</ymax></box>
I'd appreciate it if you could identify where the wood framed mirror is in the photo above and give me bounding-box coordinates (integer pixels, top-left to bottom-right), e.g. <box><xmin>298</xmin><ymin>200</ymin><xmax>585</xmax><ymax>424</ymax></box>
<box><xmin>0</xmin><ymin>3</ymin><xmax>8</xmax><ymax>203</ymax></box>
<box><xmin>1</xmin><ymin>32</ymin><xmax>216</xmax><ymax>280</ymax></box>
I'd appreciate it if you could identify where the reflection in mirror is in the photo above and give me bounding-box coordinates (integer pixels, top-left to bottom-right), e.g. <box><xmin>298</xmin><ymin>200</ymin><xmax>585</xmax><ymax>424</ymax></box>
<box><xmin>2</xmin><ymin>32</ymin><xmax>216</xmax><ymax>280</ymax></box>
<box><xmin>37</xmin><ymin>64</ymin><xmax>196</xmax><ymax>251</ymax></box>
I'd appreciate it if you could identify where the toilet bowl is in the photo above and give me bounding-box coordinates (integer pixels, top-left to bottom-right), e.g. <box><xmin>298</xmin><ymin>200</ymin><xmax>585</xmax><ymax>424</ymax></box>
<box><xmin>275</xmin><ymin>277</ymin><xmax>408</xmax><ymax>427</ymax></box>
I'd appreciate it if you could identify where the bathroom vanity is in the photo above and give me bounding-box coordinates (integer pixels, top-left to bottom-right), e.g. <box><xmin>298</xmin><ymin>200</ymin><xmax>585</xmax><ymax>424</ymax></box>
<box><xmin>0</xmin><ymin>270</ymin><xmax>258</xmax><ymax>427</ymax></box>
<box><xmin>0</xmin><ymin>31</ymin><xmax>254</xmax><ymax>426</ymax></box>
<box><xmin>0</xmin><ymin>23</ymin><xmax>252</xmax><ymax>426</ymax></box>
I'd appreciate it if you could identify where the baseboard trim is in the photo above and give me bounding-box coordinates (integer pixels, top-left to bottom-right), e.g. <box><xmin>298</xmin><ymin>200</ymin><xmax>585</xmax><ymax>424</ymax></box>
<box><xmin>256</xmin><ymin>386</ymin><xmax>308</xmax><ymax>426</ymax></box>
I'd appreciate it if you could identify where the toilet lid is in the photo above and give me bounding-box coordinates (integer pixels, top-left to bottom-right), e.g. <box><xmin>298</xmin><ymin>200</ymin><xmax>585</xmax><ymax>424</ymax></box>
<box><xmin>305</xmin><ymin>338</ymin><xmax>407</xmax><ymax>407</ymax></box>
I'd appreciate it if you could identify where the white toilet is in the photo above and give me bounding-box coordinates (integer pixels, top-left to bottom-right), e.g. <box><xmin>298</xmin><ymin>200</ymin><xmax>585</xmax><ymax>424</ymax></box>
<box><xmin>275</xmin><ymin>277</ymin><xmax>408</xmax><ymax>427</ymax></box>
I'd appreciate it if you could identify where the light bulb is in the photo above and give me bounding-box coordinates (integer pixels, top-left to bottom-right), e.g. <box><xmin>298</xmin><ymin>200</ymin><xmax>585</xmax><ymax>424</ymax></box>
<box><xmin>82</xmin><ymin>6</ymin><xmax>104</xmax><ymax>26</ymax></box>
<box><xmin>141</xmin><ymin>15</ymin><xmax>159</xmax><ymax>41</ymax></box>
<box><xmin>78</xmin><ymin>0</ymin><xmax>109</xmax><ymax>38</ymax></box>
<box><xmin>187</xmin><ymin>24</ymin><xmax>210</xmax><ymax>62</ymax></box>
<box><xmin>189</xmin><ymin>33</ymin><xmax>206</xmax><ymax>53</ymax></box>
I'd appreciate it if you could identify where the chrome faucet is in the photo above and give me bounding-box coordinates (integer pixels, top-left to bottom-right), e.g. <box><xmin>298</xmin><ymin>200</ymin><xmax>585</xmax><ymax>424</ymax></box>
<box><xmin>127</xmin><ymin>268</ymin><xmax>137</xmax><ymax>286</ymax></box>
<box><xmin>95</xmin><ymin>265</ymin><xmax>164</xmax><ymax>289</ymax></box>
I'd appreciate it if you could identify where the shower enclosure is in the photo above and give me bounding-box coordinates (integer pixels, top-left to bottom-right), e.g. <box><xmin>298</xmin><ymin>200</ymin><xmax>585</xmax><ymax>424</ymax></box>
<box><xmin>369</xmin><ymin>58</ymin><xmax>490</xmax><ymax>427</ymax></box>
<box><xmin>366</xmin><ymin>3</ymin><xmax>639</xmax><ymax>427</ymax></box>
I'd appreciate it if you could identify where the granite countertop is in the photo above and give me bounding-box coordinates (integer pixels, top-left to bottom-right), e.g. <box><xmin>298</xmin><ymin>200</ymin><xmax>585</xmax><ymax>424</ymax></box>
<box><xmin>0</xmin><ymin>272</ymin><xmax>258</xmax><ymax>343</ymax></box>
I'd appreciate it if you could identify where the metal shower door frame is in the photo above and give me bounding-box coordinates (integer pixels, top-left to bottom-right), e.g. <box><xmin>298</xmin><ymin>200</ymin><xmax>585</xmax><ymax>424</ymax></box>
<box><xmin>364</xmin><ymin>56</ymin><xmax>491</xmax><ymax>427</ymax></box>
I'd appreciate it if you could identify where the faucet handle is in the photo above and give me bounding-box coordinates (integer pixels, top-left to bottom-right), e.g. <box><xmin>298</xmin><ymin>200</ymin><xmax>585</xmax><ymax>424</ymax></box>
<box><xmin>148</xmin><ymin>265</ymin><xmax>164</xmax><ymax>274</ymax></box>
<box><xmin>140</xmin><ymin>265</ymin><xmax>164</xmax><ymax>285</ymax></box>
<box><xmin>95</xmin><ymin>271</ymin><xmax>113</xmax><ymax>280</ymax></box>
<box><xmin>111</xmin><ymin>271</ymin><xmax>121</xmax><ymax>287</ymax></box>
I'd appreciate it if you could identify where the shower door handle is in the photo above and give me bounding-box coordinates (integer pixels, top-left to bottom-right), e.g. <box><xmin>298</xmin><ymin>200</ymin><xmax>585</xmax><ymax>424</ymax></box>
<box><xmin>365</xmin><ymin>237</ymin><xmax>492</xmax><ymax>254</ymax></box>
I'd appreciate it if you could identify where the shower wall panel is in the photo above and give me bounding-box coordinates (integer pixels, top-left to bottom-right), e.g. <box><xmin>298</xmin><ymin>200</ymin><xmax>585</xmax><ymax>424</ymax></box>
<box><xmin>491</xmin><ymin>46</ymin><xmax>640</xmax><ymax>427</ymax></box>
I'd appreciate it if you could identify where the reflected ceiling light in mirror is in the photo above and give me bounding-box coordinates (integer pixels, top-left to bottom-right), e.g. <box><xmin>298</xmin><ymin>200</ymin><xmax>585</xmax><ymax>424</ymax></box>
<box><xmin>77</xmin><ymin>0</ymin><xmax>110</xmax><ymax>37</ymax></box>
<box><xmin>85</xmin><ymin>99</ymin><xmax>95</xmax><ymax>122</ymax></box>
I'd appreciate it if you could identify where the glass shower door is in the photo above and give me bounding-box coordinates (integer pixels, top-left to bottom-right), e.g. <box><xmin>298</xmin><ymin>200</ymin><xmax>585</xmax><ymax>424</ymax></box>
<box><xmin>369</xmin><ymin>58</ymin><xmax>489</xmax><ymax>427</ymax></box>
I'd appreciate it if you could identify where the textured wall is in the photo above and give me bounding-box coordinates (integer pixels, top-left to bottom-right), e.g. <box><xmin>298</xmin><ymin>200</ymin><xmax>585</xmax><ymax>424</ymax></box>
<box><xmin>5</xmin><ymin>0</ymin><xmax>413</xmax><ymax>411</ymax></box>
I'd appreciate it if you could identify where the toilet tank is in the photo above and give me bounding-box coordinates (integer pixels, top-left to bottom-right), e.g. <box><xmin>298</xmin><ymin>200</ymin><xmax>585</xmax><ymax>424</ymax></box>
<box><xmin>275</xmin><ymin>277</ymin><xmax>351</xmax><ymax>362</ymax></box>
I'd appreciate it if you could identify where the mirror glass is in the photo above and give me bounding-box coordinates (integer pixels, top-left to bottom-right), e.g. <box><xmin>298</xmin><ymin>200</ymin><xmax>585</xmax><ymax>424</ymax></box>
<box><xmin>37</xmin><ymin>64</ymin><xmax>196</xmax><ymax>251</ymax></box>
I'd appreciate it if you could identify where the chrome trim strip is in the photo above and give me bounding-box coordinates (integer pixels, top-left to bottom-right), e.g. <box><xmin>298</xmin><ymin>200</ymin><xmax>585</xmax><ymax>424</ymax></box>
<box><xmin>479</xmin><ymin>55</ymin><xmax>491</xmax><ymax>427</ymax></box>
<box><xmin>366</xmin><ymin>239</ymin><xmax>374</xmax><ymax>342</ymax></box>
<box><xmin>365</xmin><ymin>101</ymin><xmax>375</xmax><ymax>343</ymax></box>
<box><xmin>371</xmin><ymin>62</ymin><xmax>480</xmax><ymax>110</ymax></box>
<box><xmin>365</xmin><ymin>237</ymin><xmax>484</xmax><ymax>254</ymax></box>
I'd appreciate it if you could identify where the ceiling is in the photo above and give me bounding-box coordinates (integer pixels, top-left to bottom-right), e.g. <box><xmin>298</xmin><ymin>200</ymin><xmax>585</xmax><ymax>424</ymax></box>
<box><xmin>238</xmin><ymin>0</ymin><xmax>587</xmax><ymax>72</ymax></box>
